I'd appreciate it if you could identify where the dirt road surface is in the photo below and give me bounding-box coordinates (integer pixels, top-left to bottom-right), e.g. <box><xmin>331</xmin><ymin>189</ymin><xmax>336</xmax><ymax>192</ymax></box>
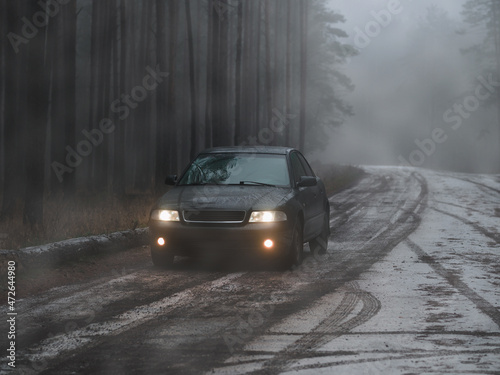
<box><xmin>2</xmin><ymin>166</ymin><xmax>499</xmax><ymax>374</ymax></box>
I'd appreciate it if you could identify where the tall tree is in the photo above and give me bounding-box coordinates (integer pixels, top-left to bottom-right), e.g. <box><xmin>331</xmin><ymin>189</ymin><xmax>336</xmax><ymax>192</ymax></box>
<box><xmin>285</xmin><ymin>0</ymin><xmax>293</xmax><ymax>146</ymax></box>
<box><xmin>62</xmin><ymin>0</ymin><xmax>77</xmax><ymax>195</ymax></box>
<box><xmin>23</xmin><ymin>2</ymin><xmax>50</xmax><ymax>228</ymax></box>
<box><xmin>134</xmin><ymin>1</ymin><xmax>154</xmax><ymax>190</ymax></box>
<box><xmin>155</xmin><ymin>0</ymin><xmax>168</xmax><ymax>185</ymax></box>
<box><xmin>168</xmin><ymin>0</ymin><xmax>179</xmax><ymax>172</ymax></box>
<box><xmin>1</xmin><ymin>2</ymin><xmax>26</xmax><ymax>220</ymax></box>
<box><xmin>185</xmin><ymin>0</ymin><xmax>198</xmax><ymax>159</ymax></box>
<box><xmin>299</xmin><ymin>0</ymin><xmax>309</xmax><ymax>151</ymax></box>
<box><xmin>94</xmin><ymin>0</ymin><xmax>113</xmax><ymax>191</ymax></box>
<box><xmin>234</xmin><ymin>0</ymin><xmax>243</xmax><ymax>144</ymax></box>
<box><xmin>204</xmin><ymin>0</ymin><xmax>214</xmax><ymax>148</ymax></box>
<box><xmin>264</xmin><ymin>0</ymin><xmax>273</xmax><ymax>132</ymax></box>
<box><xmin>49</xmin><ymin>0</ymin><xmax>77</xmax><ymax>195</ymax></box>
<box><xmin>114</xmin><ymin>0</ymin><xmax>129</xmax><ymax>194</ymax></box>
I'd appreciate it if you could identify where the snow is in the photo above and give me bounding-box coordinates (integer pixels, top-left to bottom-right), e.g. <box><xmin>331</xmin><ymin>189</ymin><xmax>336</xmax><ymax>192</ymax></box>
<box><xmin>211</xmin><ymin>167</ymin><xmax>500</xmax><ymax>374</ymax></box>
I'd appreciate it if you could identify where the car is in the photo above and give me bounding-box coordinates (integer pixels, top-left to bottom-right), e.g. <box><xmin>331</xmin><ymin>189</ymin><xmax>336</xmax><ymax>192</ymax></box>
<box><xmin>148</xmin><ymin>146</ymin><xmax>330</xmax><ymax>269</ymax></box>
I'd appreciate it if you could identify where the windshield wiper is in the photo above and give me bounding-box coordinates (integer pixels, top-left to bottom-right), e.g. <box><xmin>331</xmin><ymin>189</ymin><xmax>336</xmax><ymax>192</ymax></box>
<box><xmin>180</xmin><ymin>182</ymin><xmax>220</xmax><ymax>186</ymax></box>
<box><xmin>239</xmin><ymin>180</ymin><xmax>276</xmax><ymax>187</ymax></box>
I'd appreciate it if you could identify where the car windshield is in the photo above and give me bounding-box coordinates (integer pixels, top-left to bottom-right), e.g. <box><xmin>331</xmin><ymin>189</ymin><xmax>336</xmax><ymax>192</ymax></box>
<box><xmin>178</xmin><ymin>153</ymin><xmax>290</xmax><ymax>187</ymax></box>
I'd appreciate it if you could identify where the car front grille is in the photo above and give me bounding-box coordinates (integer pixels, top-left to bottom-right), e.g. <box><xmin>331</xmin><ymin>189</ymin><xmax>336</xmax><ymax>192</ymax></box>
<box><xmin>182</xmin><ymin>210</ymin><xmax>246</xmax><ymax>223</ymax></box>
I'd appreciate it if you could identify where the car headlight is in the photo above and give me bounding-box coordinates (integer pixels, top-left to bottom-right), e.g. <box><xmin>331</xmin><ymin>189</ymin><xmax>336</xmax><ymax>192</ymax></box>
<box><xmin>151</xmin><ymin>210</ymin><xmax>180</xmax><ymax>222</ymax></box>
<box><xmin>249</xmin><ymin>211</ymin><xmax>287</xmax><ymax>223</ymax></box>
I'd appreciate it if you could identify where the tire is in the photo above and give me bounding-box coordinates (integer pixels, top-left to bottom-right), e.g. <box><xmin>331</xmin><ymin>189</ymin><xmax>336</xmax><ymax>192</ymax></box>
<box><xmin>284</xmin><ymin>219</ymin><xmax>304</xmax><ymax>269</ymax></box>
<box><xmin>151</xmin><ymin>247</ymin><xmax>174</xmax><ymax>268</ymax></box>
<box><xmin>309</xmin><ymin>210</ymin><xmax>329</xmax><ymax>255</ymax></box>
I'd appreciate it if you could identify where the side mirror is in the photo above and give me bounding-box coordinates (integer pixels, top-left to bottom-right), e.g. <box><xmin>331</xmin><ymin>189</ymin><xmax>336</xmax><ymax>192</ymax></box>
<box><xmin>297</xmin><ymin>176</ymin><xmax>317</xmax><ymax>187</ymax></box>
<box><xmin>165</xmin><ymin>175</ymin><xmax>177</xmax><ymax>185</ymax></box>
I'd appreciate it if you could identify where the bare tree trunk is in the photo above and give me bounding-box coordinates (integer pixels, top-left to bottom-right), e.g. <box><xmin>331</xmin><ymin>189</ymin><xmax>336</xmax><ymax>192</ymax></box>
<box><xmin>241</xmin><ymin>0</ymin><xmax>253</xmax><ymax>141</ymax></box>
<box><xmin>1</xmin><ymin>2</ymin><xmax>26</xmax><ymax>220</ymax></box>
<box><xmin>264</xmin><ymin>0</ymin><xmax>273</xmax><ymax>136</ymax></box>
<box><xmin>93</xmin><ymin>1</ymin><xmax>112</xmax><ymax>191</ymax></box>
<box><xmin>285</xmin><ymin>0</ymin><xmax>292</xmax><ymax>146</ymax></box>
<box><xmin>186</xmin><ymin>0</ymin><xmax>198</xmax><ymax>159</ymax></box>
<box><xmin>23</xmin><ymin>3</ymin><xmax>49</xmax><ymax>228</ymax></box>
<box><xmin>134</xmin><ymin>1</ymin><xmax>153</xmax><ymax>190</ymax></box>
<box><xmin>0</xmin><ymin>0</ymin><xmax>4</xmax><ymax>196</ymax></box>
<box><xmin>274</xmin><ymin>0</ymin><xmax>283</xmax><ymax>145</ymax></box>
<box><xmin>219</xmin><ymin>1</ymin><xmax>230</xmax><ymax>145</ymax></box>
<box><xmin>299</xmin><ymin>0</ymin><xmax>308</xmax><ymax>152</ymax></box>
<box><xmin>63</xmin><ymin>0</ymin><xmax>77</xmax><ymax>196</ymax></box>
<box><xmin>155</xmin><ymin>0</ymin><xmax>168</xmax><ymax>185</ymax></box>
<box><xmin>204</xmin><ymin>0</ymin><xmax>214</xmax><ymax>148</ymax></box>
<box><xmin>114</xmin><ymin>0</ymin><xmax>128</xmax><ymax>194</ymax></box>
<box><xmin>87</xmin><ymin>0</ymin><xmax>100</xmax><ymax>191</ymax></box>
<box><xmin>168</xmin><ymin>0</ymin><xmax>179</xmax><ymax>172</ymax></box>
<box><xmin>234</xmin><ymin>0</ymin><xmax>243</xmax><ymax>144</ymax></box>
<box><xmin>255</xmin><ymin>1</ymin><xmax>262</xmax><ymax>134</ymax></box>
<box><xmin>49</xmin><ymin>8</ymin><xmax>64</xmax><ymax>194</ymax></box>
<box><xmin>211</xmin><ymin>0</ymin><xmax>221</xmax><ymax>146</ymax></box>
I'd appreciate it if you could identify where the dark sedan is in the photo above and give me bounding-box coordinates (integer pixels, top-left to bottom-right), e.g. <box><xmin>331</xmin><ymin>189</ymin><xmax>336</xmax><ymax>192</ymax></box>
<box><xmin>149</xmin><ymin>146</ymin><xmax>330</xmax><ymax>269</ymax></box>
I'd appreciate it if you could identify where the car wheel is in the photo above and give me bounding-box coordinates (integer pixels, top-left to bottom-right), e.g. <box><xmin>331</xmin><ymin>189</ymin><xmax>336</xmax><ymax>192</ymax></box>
<box><xmin>286</xmin><ymin>219</ymin><xmax>304</xmax><ymax>269</ymax></box>
<box><xmin>309</xmin><ymin>210</ymin><xmax>329</xmax><ymax>255</ymax></box>
<box><xmin>151</xmin><ymin>247</ymin><xmax>174</xmax><ymax>268</ymax></box>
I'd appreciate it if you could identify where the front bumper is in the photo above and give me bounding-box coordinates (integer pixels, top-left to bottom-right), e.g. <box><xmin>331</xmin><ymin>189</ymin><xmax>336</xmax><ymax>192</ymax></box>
<box><xmin>149</xmin><ymin>220</ymin><xmax>293</xmax><ymax>258</ymax></box>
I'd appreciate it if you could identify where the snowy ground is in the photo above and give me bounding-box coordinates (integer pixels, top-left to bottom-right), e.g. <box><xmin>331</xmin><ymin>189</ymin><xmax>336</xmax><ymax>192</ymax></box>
<box><xmin>1</xmin><ymin>166</ymin><xmax>499</xmax><ymax>374</ymax></box>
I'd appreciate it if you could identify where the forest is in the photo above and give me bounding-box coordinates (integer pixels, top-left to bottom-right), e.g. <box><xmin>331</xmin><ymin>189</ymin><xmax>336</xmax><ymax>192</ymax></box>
<box><xmin>0</xmin><ymin>0</ymin><xmax>355</xmax><ymax>231</ymax></box>
<box><xmin>0</xmin><ymin>0</ymin><xmax>499</xmax><ymax>247</ymax></box>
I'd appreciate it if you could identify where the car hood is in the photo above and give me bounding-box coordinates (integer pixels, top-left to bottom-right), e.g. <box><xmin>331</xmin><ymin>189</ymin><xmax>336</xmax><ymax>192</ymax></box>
<box><xmin>155</xmin><ymin>185</ymin><xmax>293</xmax><ymax>211</ymax></box>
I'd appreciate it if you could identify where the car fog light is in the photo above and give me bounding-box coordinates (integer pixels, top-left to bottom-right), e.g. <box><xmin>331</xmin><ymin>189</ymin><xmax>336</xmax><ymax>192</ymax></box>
<box><xmin>157</xmin><ymin>237</ymin><xmax>166</xmax><ymax>246</ymax></box>
<box><xmin>264</xmin><ymin>239</ymin><xmax>274</xmax><ymax>249</ymax></box>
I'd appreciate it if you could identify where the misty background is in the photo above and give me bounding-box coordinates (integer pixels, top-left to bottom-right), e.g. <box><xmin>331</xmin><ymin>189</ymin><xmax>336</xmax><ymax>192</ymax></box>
<box><xmin>321</xmin><ymin>0</ymin><xmax>500</xmax><ymax>173</ymax></box>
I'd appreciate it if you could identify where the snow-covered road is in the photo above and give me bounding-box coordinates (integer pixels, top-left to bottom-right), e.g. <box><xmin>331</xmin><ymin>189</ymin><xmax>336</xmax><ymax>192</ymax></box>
<box><xmin>1</xmin><ymin>166</ymin><xmax>499</xmax><ymax>374</ymax></box>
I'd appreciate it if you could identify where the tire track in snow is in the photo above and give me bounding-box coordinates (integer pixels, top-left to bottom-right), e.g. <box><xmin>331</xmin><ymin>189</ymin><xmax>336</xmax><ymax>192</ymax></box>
<box><xmin>287</xmin><ymin>347</ymin><xmax>500</xmax><ymax>373</ymax></box>
<box><xmin>462</xmin><ymin>178</ymin><xmax>500</xmax><ymax>195</ymax></box>
<box><xmin>247</xmin><ymin>282</ymin><xmax>381</xmax><ymax>375</ymax></box>
<box><xmin>15</xmin><ymin>272</ymin><xmax>246</xmax><ymax>371</ymax></box>
<box><xmin>405</xmin><ymin>239</ymin><xmax>500</xmax><ymax>329</ymax></box>
<box><xmin>438</xmin><ymin>173</ymin><xmax>500</xmax><ymax>199</ymax></box>
<box><xmin>240</xmin><ymin>171</ymin><xmax>428</xmax><ymax>375</ymax></box>
<box><xmin>328</xmin><ymin>174</ymin><xmax>389</xmax><ymax>230</ymax></box>
<box><xmin>432</xmin><ymin>199</ymin><xmax>490</xmax><ymax>216</ymax></box>
<box><xmin>430</xmin><ymin>207</ymin><xmax>500</xmax><ymax>244</ymax></box>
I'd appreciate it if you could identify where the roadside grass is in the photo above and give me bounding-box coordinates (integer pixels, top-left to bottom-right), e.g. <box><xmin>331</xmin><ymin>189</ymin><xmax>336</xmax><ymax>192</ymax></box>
<box><xmin>0</xmin><ymin>192</ymin><xmax>160</xmax><ymax>250</ymax></box>
<box><xmin>0</xmin><ymin>164</ymin><xmax>364</xmax><ymax>250</ymax></box>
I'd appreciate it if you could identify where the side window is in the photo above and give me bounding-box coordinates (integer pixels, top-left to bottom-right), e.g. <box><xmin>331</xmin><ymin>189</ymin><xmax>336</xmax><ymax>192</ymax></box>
<box><xmin>290</xmin><ymin>152</ymin><xmax>307</xmax><ymax>184</ymax></box>
<box><xmin>297</xmin><ymin>153</ymin><xmax>315</xmax><ymax>177</ymax></box>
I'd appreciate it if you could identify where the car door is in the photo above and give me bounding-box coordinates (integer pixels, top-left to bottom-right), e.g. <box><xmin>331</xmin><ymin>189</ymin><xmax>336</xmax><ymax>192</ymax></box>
<box><xmin>290</xmin><ymin>151</ymin><xmax>319</xmax><ymax>240</ymax></box>
<box><xmin>296</xmin><ymin>152</ymin><xmax>325</xmax><ymax>238</ymax></box>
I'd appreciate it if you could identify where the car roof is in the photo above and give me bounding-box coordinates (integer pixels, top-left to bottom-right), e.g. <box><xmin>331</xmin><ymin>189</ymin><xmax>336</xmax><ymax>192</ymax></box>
<box><xmin>201</xmin><ymin>146</ymin><xmax>296</xmax><ymax>155</ymax></box>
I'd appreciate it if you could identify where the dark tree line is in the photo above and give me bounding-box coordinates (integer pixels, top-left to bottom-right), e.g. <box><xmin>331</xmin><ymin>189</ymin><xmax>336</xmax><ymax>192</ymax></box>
<box><xmin>0</xmin><ymin>0</ymin><xmax>354</xmax><ymax>227</ymax></box>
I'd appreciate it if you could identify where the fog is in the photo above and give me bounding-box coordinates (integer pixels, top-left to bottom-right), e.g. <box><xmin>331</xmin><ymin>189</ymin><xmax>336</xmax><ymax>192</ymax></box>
<box><xmin>2</xmin><ymin>0</ymin><xmax>499</xmax><ymax>232</ymax></box>
<box><xmin>317</xmin><ymin>0</ymin><xmax>500</xmax><ymax>173</ymax></box>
